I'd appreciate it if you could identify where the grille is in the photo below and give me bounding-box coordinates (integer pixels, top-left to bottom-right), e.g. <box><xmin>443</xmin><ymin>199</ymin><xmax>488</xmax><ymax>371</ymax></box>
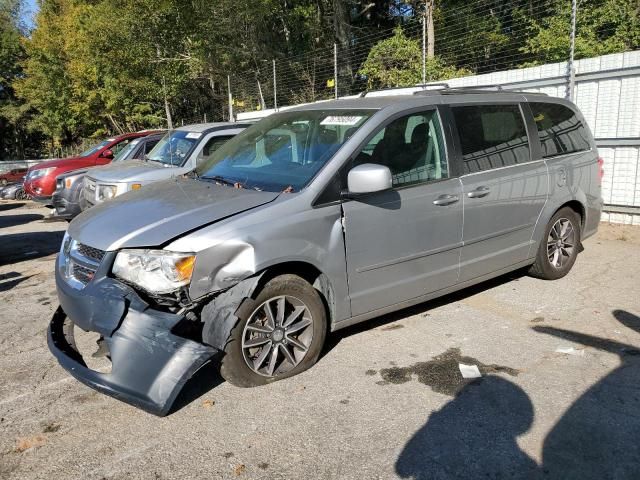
<box><xmin>72</xmin><ymin>263</ymin><xmax>96</xmax><ymax>285</ymax></box>
<box><xmin>76</xmin><ymin>243</ymin><xmax>105</xmax><ymax>263</ymax></box>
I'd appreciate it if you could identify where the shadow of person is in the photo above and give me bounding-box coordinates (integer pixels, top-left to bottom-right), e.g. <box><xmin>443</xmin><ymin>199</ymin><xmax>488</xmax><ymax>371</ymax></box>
<box><xmin>395</xmin><ymin>376</ymin><xmax>540</xmax><ymax>480</ymax></box>
<box><xmin>534</xmin><ymin>309</ymin><xmax>640</xmax><ymax>479</ymax></box>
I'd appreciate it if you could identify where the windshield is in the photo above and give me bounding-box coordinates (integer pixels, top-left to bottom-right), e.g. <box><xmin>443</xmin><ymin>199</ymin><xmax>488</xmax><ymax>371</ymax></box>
<box><xmin>196</xmin><ymin>109</ymin><xmax>375</xmax><ymax>192</ymax></box>
<box><xmin>146</xmin><ymin>130</ymin><xmax>200</xmax><ymax>166</ymax></box>
<box><xmin>80</xmin><ymin>139</ymin><xmax>112</xmax><ymax>157</ymax></box>
<box><xmin>113</xmin><ymin>138</ymin><xmax>141</xmax><ymax>162</ymax></box>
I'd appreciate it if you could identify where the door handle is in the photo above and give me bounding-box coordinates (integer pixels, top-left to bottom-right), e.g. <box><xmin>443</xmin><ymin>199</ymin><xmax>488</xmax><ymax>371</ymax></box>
<box><xmin>433</xmin><ymin>194</ymin><xmax>459</xmax><ymax>206</ymax></box>
<box><xmin>467</xmin><ymin>186</ymin><xmax>491</xmax><ymax>198</ymax></box>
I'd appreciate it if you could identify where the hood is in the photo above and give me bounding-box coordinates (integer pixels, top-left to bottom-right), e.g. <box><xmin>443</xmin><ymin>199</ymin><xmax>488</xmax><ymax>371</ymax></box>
<box><xmin>28</xmin><ymin>156</ymin><xmax>94</xmax><ymax>172</ymax></box>
<box><xmin>88</xmin><ymin>160</ymin><xmax>179</xmax><ymax>183</ymax></box>
<box><xmin>69</xmin><ymin>178</ymin><xmax>280</xmax><ymax>251</ymax></box>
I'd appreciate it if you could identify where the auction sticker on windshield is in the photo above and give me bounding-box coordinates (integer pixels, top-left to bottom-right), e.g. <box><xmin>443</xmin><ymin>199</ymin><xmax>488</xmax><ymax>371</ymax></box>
<box><xmin>185</xmin><ymin>132</ymin><xmax>202</xmax><ymax>139</ymax></box>
<box><xmin>320</xmin><ymin>115</ymin><xmax>363</xmax><ymax>126</ymax></box>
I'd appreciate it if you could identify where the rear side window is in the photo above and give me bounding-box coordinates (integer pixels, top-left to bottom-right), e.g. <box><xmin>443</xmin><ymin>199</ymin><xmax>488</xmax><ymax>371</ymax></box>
<box><xmin>452</xmin><ymin>105</ymin><xmax>530</xmax><ymax>173</ymax></box>
<box><xmin>529</xmin><ymin>102</ymin><xmax>591</xmax><ymax>158</ymax></box>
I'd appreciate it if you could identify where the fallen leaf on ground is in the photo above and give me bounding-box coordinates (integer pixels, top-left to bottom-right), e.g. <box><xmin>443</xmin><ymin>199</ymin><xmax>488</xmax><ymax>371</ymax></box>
<box><xmin>202</xmin><ymin>399</ymin><xmax>215</xmax><ymax>408</ymax></box>
<box><xmin>15</xmin><ymin>434</ymin><xmax>47</xmax><ymax>452</ymax></box>
<box><xmin>233</xmin><ymin>464</ymin><xmax>246</xmax><ymax>476</ymax></box>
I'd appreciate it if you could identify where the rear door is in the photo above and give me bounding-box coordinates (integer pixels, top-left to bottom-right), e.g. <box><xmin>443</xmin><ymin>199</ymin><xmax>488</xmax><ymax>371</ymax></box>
<box><xmin>451</xmin><ymin>103</ymin><xmax>548</xmax><ymax>282</ymax></box>
<box><xmin>342</xmin><ymin>108</ymin><xmax>463</xmax><ymax>316</ymax></box>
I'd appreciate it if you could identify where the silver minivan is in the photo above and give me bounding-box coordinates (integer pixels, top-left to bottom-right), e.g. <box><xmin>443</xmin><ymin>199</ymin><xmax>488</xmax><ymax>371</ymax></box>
<box><xmin>49</xmin><ymin>89</ymin><xmax>603</xmax><ymax>415</ymax></box>
<box><xmin>83</xmin><ymin>122</ymin><xmax>246</xmax><ymax>207</ymax></box>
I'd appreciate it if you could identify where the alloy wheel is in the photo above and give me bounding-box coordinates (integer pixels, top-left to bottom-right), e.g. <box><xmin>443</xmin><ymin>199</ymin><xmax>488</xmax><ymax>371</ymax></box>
<box><xmin>547</xmin><ymin>218</ymin><xmax>575</xmax><ymax>269</ymax></box>
<box><xmin>241</xmin><ymin>295</ymin><xmax>314</xmax><ymax>377</ymax></box>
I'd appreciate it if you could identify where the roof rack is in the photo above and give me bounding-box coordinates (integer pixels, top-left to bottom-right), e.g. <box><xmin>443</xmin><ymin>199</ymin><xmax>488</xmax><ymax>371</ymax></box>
<box><xmin>360</xmin><ymin>83</ymin><xmax>450</xmax><ymax>97</ymax></box>
<box><xmin>413</xmin><ymin>84</ymin><xmax>548</xmax><ymax>96</ymax></box>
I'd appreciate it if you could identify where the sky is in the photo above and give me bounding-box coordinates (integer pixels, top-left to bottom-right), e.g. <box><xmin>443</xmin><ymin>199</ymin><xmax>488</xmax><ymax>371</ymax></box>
<box><xmin>19</xmin><ymin>0</ymin><xmax>38</xmax><ymax>30</ymax></box>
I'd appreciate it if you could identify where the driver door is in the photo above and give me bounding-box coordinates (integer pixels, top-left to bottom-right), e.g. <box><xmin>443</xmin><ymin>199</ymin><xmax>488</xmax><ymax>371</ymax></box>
<box><xmin>342</xmin><ymin>109</ymin><xmax>463</xmax><ymax>317</ymax></box>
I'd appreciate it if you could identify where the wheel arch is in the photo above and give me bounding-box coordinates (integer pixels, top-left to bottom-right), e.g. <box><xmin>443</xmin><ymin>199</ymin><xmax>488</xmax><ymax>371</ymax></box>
<box><xmin>252</xmin><ymin>260</ymin><xmax>336</xmax><ymax>328</ymax></box>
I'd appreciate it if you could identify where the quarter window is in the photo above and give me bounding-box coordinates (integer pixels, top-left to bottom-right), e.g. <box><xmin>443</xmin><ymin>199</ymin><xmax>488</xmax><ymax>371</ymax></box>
<box><xmin>529</xmin><ymin>102</ymin><xmax>591</xmax><ymax>158</ymax></box>
<box><xmin>453</xmin><ymin>105</ymin><xmax>530</xmax><ymax>173</ymax></box>
<box><xmin>357</xmin><ymin>110</ymin><xmax>448</xmax><ymax>187</ymax></box>
<box><xmin>196</xmin><ymin>135</ymin><xmax>235</xmax><ymax>166</ymax></box>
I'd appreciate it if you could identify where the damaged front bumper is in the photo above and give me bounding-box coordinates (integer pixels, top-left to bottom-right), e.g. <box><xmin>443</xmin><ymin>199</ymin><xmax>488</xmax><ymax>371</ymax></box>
<box><xmin>49</xmin><ymin>266</ymin><xmax>218</xmax><ymax>416</ymax></box>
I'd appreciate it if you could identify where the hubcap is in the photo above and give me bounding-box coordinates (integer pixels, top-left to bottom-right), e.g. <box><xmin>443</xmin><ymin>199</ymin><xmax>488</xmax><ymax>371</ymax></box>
<box><xmin>547</xmin><ymin>218</ymin><xmax>576</xmax><ymax>269</ymax></box>
<box><xmin>241</xmin><ymin>295</ymin><xmax>314</xmax><ymax>377</ymax></box>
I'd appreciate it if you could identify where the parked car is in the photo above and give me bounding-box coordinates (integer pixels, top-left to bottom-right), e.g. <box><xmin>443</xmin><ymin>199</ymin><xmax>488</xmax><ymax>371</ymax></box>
<box><xmin>0</xmin><ymin>182</ymin><xmax>29</xmax><ymax>200</ymax></box>
<box><xmin>49</xmin><ymin>89</ymin><xmax>602</xmax><ymax>415</ymax></box>
<box><xmin>83</xmin><ymin>123</ymin><xmax>246</xmax><ymax>209</ymax></box>
<box><xmin>51</xmin><ymin>132</ymin><xmax>166</xmax><ymax>220</ymax></box>
<box><xmin>23</xmin><ymin>131</ymin><xmax>159</xmax><ymax>205</ymax></box>
<box><xmin>0</xmin><ymin>167</ymin><xmax>27</xmax><ymax>186</ymax></box>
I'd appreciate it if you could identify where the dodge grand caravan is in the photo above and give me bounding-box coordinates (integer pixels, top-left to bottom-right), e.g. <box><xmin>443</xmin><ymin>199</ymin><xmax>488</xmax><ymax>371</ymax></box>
<box><xmin>49</xmin><ymin>89</ymin><xmax>603</xmax><ymax>415</ymax></box>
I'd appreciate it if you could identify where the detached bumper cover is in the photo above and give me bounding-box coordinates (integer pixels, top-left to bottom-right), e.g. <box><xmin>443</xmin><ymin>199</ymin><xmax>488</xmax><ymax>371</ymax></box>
<box><xmin>50</xmin><ymin>271</ymin><xmax>218</xmax><ymax>415</ymax></box>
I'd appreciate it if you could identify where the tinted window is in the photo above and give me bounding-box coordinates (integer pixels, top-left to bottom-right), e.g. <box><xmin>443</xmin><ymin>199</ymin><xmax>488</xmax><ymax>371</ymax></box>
<box><xmin>453</xmin><ymin>105</ymin><xmax>530</xmax><ymax>173</ymax></box>
<box><xmin>197</xmin><ymin>110</ymin><xmax>374</xmax><ymax>192</ymax></box>
<box><xmin>529</xmin><ymin>102</ymin><xmax>591</xmax><ymax>158</ymax></box>
<box><xmin>358</xmin><ymin>110</ymin><xmax>448</xmax><ymax>187</ymax></box>
<box><xmin>196</xmin><ymin>135</ymin><xmax>235</xmax><ymax>166</ymax></box>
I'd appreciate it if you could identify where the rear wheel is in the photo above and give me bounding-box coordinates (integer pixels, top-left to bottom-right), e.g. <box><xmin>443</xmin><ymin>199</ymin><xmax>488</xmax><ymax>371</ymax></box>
<box><xmin>529</xmin><ymin>207</ymin><xmax>581</xmax><ymax>280</ymax></box>
<box><xmin>220</xmin><ymin>274</ymin><xmax>327</xmax><ymax>387</ymax></box>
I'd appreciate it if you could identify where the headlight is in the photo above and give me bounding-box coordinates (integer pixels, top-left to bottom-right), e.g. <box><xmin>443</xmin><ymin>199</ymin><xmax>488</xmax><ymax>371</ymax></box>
<box><xmin>60</xmin><ymin>231</ymin><xmax>72</xmax><ymax>256</ymax></box>
<box><xmin>29</xmin><ymin>167</ymin><xmax>55</xmax><ymax>180</ymax></box>
<box><xmin>97</xmin><ymin>184</ymin><xmax>117</xmax><ymax>200</ymax></box>
<box><xmin>112</xmin><ymin>249</ymin><xmax>196</xmax><ymax>294</ymax></box>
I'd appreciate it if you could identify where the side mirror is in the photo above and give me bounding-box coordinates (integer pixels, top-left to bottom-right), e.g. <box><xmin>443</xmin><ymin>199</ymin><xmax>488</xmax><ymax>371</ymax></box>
<box><xmin>101</xmin><ymin>149</ymin><xmax>114</xmax><ymax>159</ymax></box>
<box><xmin>345</xmin><ymin>163</ymin><xmax>393</xmax><ymax>196</ymax></box>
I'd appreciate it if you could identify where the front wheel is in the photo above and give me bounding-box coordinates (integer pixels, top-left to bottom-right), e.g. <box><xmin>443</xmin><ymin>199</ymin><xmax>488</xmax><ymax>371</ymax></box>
<box><xmin>529</xmin><ymin>207</ymin><xmax>581</xmax><ymax>280</ymax></box>
<box><xmin>219</xmin><ymin>274</ymin><xmax>327</xmax><ymax>387</ymax></box>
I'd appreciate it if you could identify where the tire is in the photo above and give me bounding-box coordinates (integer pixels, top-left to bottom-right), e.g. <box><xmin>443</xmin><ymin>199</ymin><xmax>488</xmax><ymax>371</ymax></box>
<box><xmin>219</xmin><ymin>274</ymin><xmax>327</xmax><ymax>387</ymax></box>
<box><xmin>529</xmin><ymin>207</ymin><xmax>581</xmax><ymax>280</ymax></box>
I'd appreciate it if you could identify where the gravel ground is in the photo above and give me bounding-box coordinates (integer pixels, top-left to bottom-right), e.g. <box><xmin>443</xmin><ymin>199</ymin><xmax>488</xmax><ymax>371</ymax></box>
<box><xmin>1</xmin><ymin>200</ymin><xmax>639</xmax><ymax>480</ymax></box>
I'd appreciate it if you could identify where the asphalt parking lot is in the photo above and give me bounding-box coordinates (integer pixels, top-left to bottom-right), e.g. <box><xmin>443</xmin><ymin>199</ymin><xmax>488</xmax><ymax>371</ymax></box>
<box><xmin>1</xmin><ymin>199</ymin><xmax>639</xmax><ymax>480</ymax></box>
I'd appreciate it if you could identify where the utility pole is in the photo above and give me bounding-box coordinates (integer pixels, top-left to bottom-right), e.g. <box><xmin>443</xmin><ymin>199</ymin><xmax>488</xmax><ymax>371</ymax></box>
<box><xmin>227</xmin><ymin>75</ymin><xmax>234</xmax><ymax>121</ymax></box>
<box><xmin>273</xmin><ymin>60</ymin><xmax>278</xmax><ymax>110</ymax></box>
<box><xmin>333</xmin><ymin>43</ymin><xmax>338</xmax><ymax>99</ymax></box>
<box><xmin>162</xmin><ymin>76</ymin><xmax>173</xmax><ymax>130</ymax></box>
<box><xmin>421</xmin><ymin>12</ymin><xmax>426</xmax><ymax>84</ymax></box>
<box><xmin>567</xmin><ymin>0</ymin><xmax>577</xmax><ymax>100</ymax></box>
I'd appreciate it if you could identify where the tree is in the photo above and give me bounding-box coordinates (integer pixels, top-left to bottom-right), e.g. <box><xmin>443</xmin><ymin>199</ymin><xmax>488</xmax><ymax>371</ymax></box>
<box><xmin>359</xmin><ymin>27</ymin><xmax>468</xmax><ymax>88</ymax></box>
<box><xmin>521</xmin><ymin>0</ymin><xmax>640</xmax><ymax>64</ymax></box>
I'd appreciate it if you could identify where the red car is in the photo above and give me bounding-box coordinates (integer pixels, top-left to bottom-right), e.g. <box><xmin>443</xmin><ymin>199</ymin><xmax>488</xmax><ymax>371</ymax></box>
<box><xmin>0</xmin><ymin>167</ymin><xmax>27</xmax><ymax>186</ymax></box>
<box><xmin>24</xmin><ymin>131</ymin><xmax>156</xmax><ymax>204</ymax></box>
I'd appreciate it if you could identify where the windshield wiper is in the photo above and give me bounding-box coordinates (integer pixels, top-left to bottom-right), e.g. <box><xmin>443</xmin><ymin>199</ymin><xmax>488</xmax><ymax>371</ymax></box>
<box><xmin>201</xmin><ymin>175</ymin><xmax>237</xmax><ymax>187</ymax></box>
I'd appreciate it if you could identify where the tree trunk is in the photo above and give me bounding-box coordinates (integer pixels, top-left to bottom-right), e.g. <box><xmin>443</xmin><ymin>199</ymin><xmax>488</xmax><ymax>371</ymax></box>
<box><xmin>333</xmin><ymin>0</ymin><xmax>352</xmax><ymax>93</ymax></box>
<box><xmin>427</xmin><ymin>0</ymin><xmax>435</xmax><ymax>59</ymax></box>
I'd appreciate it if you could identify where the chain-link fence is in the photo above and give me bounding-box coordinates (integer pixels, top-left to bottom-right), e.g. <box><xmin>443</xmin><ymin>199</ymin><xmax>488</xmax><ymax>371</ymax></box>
<box><xmin>224</xmin><ymin>0</ymin><xmax>637</xmax><ymax>118</ymax></box>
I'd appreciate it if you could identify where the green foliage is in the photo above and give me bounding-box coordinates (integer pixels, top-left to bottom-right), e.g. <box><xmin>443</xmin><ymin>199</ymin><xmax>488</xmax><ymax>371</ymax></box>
<box><xmin>522</xmin><ymin>0</ymin><xmax>640</xmax><ymax>64</ymax></box>
<box><xmin>359</xmin><ymin>28</ymin><xmax>469</xmax><ymax>89</ymax></box>
<box><xmin>1</xmin><ymin>0</ymin><xmax>639</xmax><ymax>158</ymax></box>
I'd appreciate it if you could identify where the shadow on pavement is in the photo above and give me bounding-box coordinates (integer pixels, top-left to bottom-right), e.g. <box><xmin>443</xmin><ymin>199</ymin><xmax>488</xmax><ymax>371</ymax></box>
<box><xmin>323</xmin><ymin>268</ymin><xmax>528</xmax><ymax>358</ymax></box>
<box><xmin>393</xmin><ymin>310</ymin><xmax>640</xmax><ymax>479</ymax></box>
<box><xmin>0</xmin><ymin>202</ymin><xmax>25</xmax><ymax>212</ymax></box>
<box><xmin>0</xmin><ymin>272</ymin><xmax>32</xmax><ymax>292</ymax></box>
<box><xmin>0</xmin><ymin>231</ymin><xmax>64</xmax><ymax>266</ymax></box>
<box><xmin>0</xmin><ymin>213</ymin><xmax>44</xmax><ymax>229</ymax></box>
<box><xmin>168</xmin><ymin>358</ymin><xmax>224</xmax><ymax>415</ymax></box>
<box><xmin>535</xmin><ymin>309</ymin><xmax>640</xmax><ymax>479</ymax></box>
<box><xmin>396</xmin><ymin>376</ymin><xmax>538</xmax><ymax>479</ymax></box>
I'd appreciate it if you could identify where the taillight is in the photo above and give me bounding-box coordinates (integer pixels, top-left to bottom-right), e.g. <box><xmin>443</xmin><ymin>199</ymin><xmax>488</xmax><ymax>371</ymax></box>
<box><xmin>597</xmin><ymin>157</ymin><xmax>604</xmax><ymax>185</ymax></box>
